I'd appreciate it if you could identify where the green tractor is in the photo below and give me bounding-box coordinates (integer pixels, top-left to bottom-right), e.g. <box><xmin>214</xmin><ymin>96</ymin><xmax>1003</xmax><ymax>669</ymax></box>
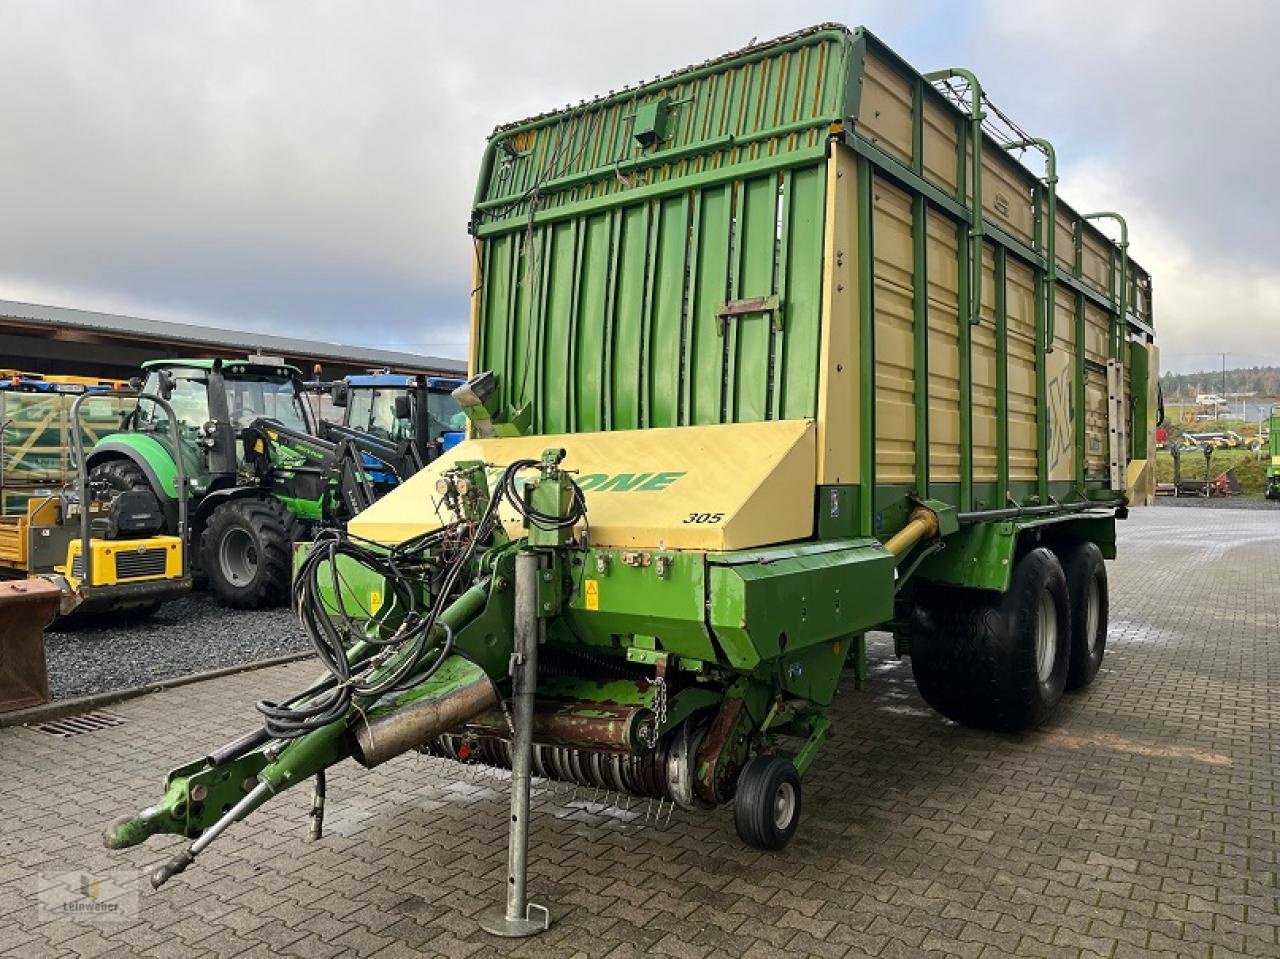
<box><xmin>86</xmin><ymin>356</ymin><xmax>410</xmax><ymax>608</ymax></box>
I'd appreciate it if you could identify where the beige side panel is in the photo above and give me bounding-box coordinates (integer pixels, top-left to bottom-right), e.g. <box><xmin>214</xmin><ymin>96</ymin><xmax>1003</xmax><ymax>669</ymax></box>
<box><xmin>1081</xmin><ymin>233</ymin><xmax>1111</xmax><ymax>295</ymax></box>
<box><xmin>922</xmin><ymin>99</ymin><xmax>958</xmax><ymax>194</ymax></box>
<box><xmin>1006</xmin><ymin>258</ymin><xmax>1038</xmax><ymax>480</ymax></box>
<box><xmin>1085</xmin><ymin>371</ymin><xmax>1108</xmax><ymax>478</ymax></box>
<box><xmin>858</xmin><ymin>55</ymin><xmax>913</xmax><ymax>166</ymax></box>
<box><xmin>872</xmin><ymin>177</ymin><xmax>916</xmax><ymax>485</ymax></box>
<box><xmin>1055</xmin><ymin>215</ymin><xmax>1077</xmax><ymax>274</ymax></box>
<box><xmin>1083</xmin><ymin>302</ymin><xmax>1110</xmax><ymax>365</ymax></box>
<box><xmin>981</xmin><ymin>151</ymin><xmax>1035</xmax><ymax>245</ymax></box>
<box><xmin>972</xmin><ymin>246</ymin><xmax>998</xmax><ymax>483</ymax></box>
<box><xmin>816</xmin><ymin>142</ymin><xmax>858</xmax><ymax>484</ymax></box>
<box><xmin>1046</xmin><ymin>285</ymin><xmax>1078</xmax><ymax>482</ymax></box>
<box><xmin>926</xmin><ymin>210</ymin><xmax>961</xmax><ymax>483</ymax></box>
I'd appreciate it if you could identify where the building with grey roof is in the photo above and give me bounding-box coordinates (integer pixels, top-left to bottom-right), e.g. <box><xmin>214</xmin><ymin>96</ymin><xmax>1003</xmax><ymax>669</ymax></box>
<box><xmin>0</xmin><ymin>299</ymin><xmax>465</xmax><ymax>380</ymax></box>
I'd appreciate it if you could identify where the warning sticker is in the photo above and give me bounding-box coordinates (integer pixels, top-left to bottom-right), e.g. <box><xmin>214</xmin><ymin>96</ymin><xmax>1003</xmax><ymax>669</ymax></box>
<box><xmin>369</xmin><ymin>590</ymin><xmax>383</xmax><ymax>614</ymax></box>
<box><xmin>583</xmin><ymin>579</ymin><xmax>599</xmax><ymax>611</ymax></box>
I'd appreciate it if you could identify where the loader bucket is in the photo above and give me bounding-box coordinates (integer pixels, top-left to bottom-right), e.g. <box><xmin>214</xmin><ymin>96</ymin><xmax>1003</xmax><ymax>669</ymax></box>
<box><xmin>0</xmin><ymin>578</ymin><xmax>60</xmax><ymax>712</ymax></box>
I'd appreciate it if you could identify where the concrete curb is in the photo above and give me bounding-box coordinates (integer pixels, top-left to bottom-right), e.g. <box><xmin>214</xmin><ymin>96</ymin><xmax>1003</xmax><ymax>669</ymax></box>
<box><xmin>0</xmin><ymin>651</ymin><xmax>313</xmax><ymax>729</ymax></box>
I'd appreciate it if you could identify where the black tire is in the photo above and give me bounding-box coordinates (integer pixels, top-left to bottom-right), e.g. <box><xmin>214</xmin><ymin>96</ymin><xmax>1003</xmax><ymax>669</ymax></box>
<box><xmin>734</xmin><ymin>755</ymin><xmax>802</xmax><ymax>851</ymax></box>
<box><xmin>200</xmin><ymin>497</ymin><xmax>298</xmax><ymax>609</ymax></box>
<box><xmin>1059</xmin><ymin>541</ymin><xmax>1108</xmax><ymax>691</ymax></box>
<box><xmin>909</xmin><ymin>547</ymin><xmax>1071</xmax><ymax>732</ymax></box>
<box><xmin>89</xmin><ymin>458</ymin><xmax>153</xmax><ymax>494</ymax></box>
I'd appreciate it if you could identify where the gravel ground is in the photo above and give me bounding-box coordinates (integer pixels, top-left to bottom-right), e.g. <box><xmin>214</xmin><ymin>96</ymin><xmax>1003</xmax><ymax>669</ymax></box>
<box><xmin>1152</xmin><ymin>494</ymin><xmax>1280</xmax><ymax>510</ymax></box>
<box><xmin>44</xmin><ymin>592</ymin><xmax>309</xmax><ymax>700</ymax></box>
<box><xmin>39</xmin><ymin>498</ymin><xmax>1273</xmax><ymax>700</ymax></box>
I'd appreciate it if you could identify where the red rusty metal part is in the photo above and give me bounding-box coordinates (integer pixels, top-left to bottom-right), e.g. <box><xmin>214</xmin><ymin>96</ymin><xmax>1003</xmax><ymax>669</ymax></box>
<box><xmin>0</xmin><ymin>578</ymin><xmax>59</xmax><ymax>712</ymax></box>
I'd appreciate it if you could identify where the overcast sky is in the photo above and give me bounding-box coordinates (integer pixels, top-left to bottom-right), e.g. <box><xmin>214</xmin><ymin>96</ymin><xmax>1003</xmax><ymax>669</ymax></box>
<box><xmin>1</xmin><ymin>0</ymin><xmax>1275</xmax><ymax>374</ymax></box>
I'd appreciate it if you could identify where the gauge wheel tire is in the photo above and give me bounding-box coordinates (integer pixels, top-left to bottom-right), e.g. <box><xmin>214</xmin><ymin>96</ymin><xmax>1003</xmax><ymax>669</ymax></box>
<box><xmin>910</xmin><ymin>547</ymin><xmax>1071</xmax><ymax>732</ymax></box>
<box><xmin>734</xmin><ymin>755</ymin><xmax>802</xmax><ymax>851</ymax></box>
<box><xmin>1059</xmin><ymin>541</ymin><xmax>1108</xmax><ymax>691</ymax></box>
<box><xmin>201</xmin><ymin>498</ymin><xmax>299</xmax><ymax>609</ymax></box>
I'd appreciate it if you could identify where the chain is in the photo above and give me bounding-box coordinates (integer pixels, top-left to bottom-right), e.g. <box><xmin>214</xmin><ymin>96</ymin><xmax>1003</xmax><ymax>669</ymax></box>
<box><xmin>639</xmin><ymin>675</ymin><xmax>668</xmax><ymax>749</ymax></box>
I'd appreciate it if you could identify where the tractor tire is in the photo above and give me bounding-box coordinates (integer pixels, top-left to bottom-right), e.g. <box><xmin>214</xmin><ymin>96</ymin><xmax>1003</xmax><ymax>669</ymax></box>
<box><xmin>1059</xmin><ymin>541</ymin><xmax>1108</xmax><ymax>691</ymax></box>
<box><xmin>734</xmin><ymin>755</ymin><xmax>802</xmax><ymax>851</ymax></box>
<box><xmin>89</xmin><ymin>458</ymin><xmax>153</xmax><ymax>495</ymax></box>
<box><xmin>201</xmin><ymin>498</ymin><xmax>298</xmax><ymax>609</ymax></box>
<box><xmin>909</xmin><ymin>547</ymin><xmax>1071</xmax><ymax>732</ymax></box>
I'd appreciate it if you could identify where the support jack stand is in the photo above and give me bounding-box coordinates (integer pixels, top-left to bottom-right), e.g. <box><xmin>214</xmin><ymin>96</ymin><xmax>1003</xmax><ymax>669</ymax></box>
<box><xmin>479</xmin><ymin>550</ymin><xmax>552</xmax><ymax>939</ymax></box>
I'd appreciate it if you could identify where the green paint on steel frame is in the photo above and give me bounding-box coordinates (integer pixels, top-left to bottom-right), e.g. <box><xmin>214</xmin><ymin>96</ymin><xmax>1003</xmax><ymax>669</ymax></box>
<box><xmin>469</xmin><ymin>26</ymin><xmax>859</xmax><ymax>434</ymax></box>
<box><xmin>87</xmin><ymin>432</ymin><xmax>195</xmax><ymax>500</ymax></box>
<box><xmin>916</xmin><ymin>513</ymin><xmax>1117</xmax><ymax>592</ymax></box>
<box><xmin>467</xmin><ymin>24</ymin><xmax>1153</xmax><ymax>570</ymax></box>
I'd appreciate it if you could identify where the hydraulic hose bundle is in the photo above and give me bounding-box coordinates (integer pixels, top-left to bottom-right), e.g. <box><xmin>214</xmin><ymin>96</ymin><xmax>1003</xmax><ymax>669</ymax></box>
<box><xmin>257</xmin><ymin>459</ymin><xmax>586</xmax><ymax>739</ymax></box>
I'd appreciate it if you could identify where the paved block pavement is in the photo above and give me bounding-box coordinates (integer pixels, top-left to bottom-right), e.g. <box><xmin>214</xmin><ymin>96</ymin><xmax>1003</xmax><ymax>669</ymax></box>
<box><xmin>0</xmin><ymin>505</ymin><xmax>1276</xmax><ymax>958</ymax></box>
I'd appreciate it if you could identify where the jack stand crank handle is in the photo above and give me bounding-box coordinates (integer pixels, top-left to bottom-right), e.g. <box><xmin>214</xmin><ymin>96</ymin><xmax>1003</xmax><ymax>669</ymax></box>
<box><xmin>308</xmin><ymin>770</ymin><xmax>326</xmax><ymax>842</ymax></box>
<box><xmin>479</xmin><ymin>550</ymin><xmax>552</xmax><ymax>938</ymax></box>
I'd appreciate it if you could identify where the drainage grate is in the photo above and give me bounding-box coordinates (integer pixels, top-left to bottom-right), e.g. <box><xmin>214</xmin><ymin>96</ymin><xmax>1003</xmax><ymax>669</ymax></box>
<box><xmin>35</xmin><ymin>711</ymin><xmax>127</xmax><ymax>737</ymax></box>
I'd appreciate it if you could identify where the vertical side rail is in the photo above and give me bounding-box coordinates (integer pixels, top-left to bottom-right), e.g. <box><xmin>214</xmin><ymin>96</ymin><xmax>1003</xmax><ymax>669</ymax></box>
<box><xmin>912</xmin><ymin>193</ymin><xmax>929</xmax><ymax>501</ymax></box>
<box><xmin>995</xmin><ymin>247</ymin><xmax>1009</xmax><ymax>506</ymax></box>
<box><xmin>480</xmin><ymin>550</ymin><xmax>551</xmax><ymax>938</ymax></box>
<box><xmin>1075</xmin><ymin>292</ymin><xmax>1087</xmax><ymax>491</ymax></box>
<box><xmin>910</xmin><ymin>79</ymin><xmax>930</xmax><ymax>501</ymax></box>
<box><xmin>1106</xmin><ymin>360</ymin><xmax>1128</xmax><ymax>494</ymax></box>
<box><xmin>856</xmin><ymin>155</ymin><xmax>876</xmax><ymax>537</ymax></box>
<box><xmin>1034</xmin><ymin>261</ymin><xmax>1049</xmax><ymax>504</ymax></box>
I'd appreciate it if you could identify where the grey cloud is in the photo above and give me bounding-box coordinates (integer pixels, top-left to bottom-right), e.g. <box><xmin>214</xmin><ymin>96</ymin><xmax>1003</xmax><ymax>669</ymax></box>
<box><xmin>0</xmin><ymin>1</ymin><xmax>1273</xmax><ymax>373</ymax></box>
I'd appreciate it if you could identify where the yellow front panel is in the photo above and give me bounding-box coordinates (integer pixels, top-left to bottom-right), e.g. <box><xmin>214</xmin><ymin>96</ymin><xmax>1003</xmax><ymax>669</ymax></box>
<box><xmin>348</xmin><ymin>420</ymin><xmax>817</xmax><ymax>552</ymax></box>
<box><xmin>1006</xmin><ymin>258</ymin><xmax>1039</xmax><ymax>481</ymax></box>
<box><xmin>61</xmin><ymin>537</ymin><xmax>183</xmax><ymax>590</ymax></box>
<box><xmin>926</xmin><ymin>210</ymin><xmax>961</xmax><ymax>483</ymax></box>
<box><xmin>872</xmin><ymin>176</ymin><xmax>916</xmax><ymax>485</ymax></box>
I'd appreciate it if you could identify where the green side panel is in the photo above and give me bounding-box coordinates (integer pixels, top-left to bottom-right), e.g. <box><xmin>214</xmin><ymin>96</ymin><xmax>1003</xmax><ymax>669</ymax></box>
<box><xmin>275</xmin><ymin>493</ymin><xmax>323</xmax><ymax>522</ymax></box>
<box><xmin>293</xmin><ymin>544</ymin><xmax>389</xmax><ymax>619</ymax></box>
<box><xmin>1130</xmin><ymin>344</ymin><xmax>1150</xmax><ymax>459</ymax></box>
<box><xmin>472</xmin><ymin>27</ymin><xmax>849</xmax><ymax>435</ymax></box>
<box><xmin>564</xmin><ymin>551</ymin><xmax>718</xmax><ymax>661</ymax></box>
<box><xmin>648</xmin><ymin>194</ymin><xmax>691</xmax><ymax>428</ymax></box>
<box><xmin>708</xmin><ymin>540</ymin><xmax>895</xmax><ymax>670</ymax></box>
<box><xmin>89</xmin><ymin>433</ymin><xmax>185</xmax><ymax>499</ymax></box>
<box><xmin>476</xmin><ymin>165</ymin><xmax>829</xmax><ymax>434</ymax></box>
<box><xmin>474</xmin><ymin>27</ymin><xmax>856</xmax><ymax>225</ymax></box>
<box><xmin>917</xmin><ymin>513</ymin><xmax>1117</xmax><ymax>592</ymax></box>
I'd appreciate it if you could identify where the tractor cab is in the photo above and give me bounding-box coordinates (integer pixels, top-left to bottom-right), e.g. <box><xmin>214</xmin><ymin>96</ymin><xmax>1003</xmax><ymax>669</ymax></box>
<box><xmin>330</xmin><ymin>372</ymin><xmax>465</xmax><ymax>459</ymax></box>
<box><xmin>132</xmin><ymin>358</ymin><xmax>313</xmax><ymax>482</ymax></box>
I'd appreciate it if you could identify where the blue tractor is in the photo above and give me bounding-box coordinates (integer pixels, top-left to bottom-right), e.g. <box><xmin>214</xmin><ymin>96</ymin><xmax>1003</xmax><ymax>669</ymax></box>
<box><xmin>325</xmin><ymin>371</ymin><xmax>465</xmax><ymax>471</ymax></box>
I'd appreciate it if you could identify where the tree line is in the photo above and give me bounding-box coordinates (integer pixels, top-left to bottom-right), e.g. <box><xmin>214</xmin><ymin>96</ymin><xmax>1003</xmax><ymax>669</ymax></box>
<box><xmin>1160</xmin><ymin>366</ymin><xmax>1280</xmax><ymax>398</ymax></box>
